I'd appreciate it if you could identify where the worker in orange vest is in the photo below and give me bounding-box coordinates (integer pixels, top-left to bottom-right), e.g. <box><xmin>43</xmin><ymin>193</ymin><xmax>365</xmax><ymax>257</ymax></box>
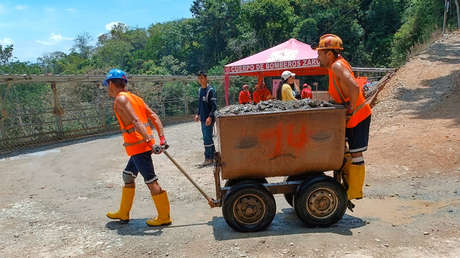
<box><xmin>301</xmin><ymin>83</ymin><xmax>313</xmax><ymax>99</ymax></box>
<box><xmin>238</xmin><ymin>84</ymin><xmax>252</xmax><ymax>104</ymax></box>
<box><xmin>316</xmin><ymin>34</ymin><xmax>372</xmax><ymax>201</ymax></box>
<box><xmin>104</xmin><ymin>68</ymin><xmax>172</xmax><ymax>227</ymax></box>
<box><xmin>253</xmin><ymin>82</ymin><xmax>273</xmax><ymax>104</ymax></box>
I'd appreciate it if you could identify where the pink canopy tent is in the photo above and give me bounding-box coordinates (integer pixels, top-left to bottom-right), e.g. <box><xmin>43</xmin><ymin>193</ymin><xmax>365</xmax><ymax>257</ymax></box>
<box><xmin>224</xmin><ymin>38</ymin><xmax>329</xmax><ymax>105</ymax></box>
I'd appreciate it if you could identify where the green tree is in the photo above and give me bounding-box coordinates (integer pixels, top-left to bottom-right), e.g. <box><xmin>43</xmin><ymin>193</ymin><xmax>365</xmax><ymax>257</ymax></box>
<box><xmin>226</xmin><ymin>22</ymin><xmax>258</xmax><ymax>60</ymax></box>
<box><xmin>292</xmin><ymin>18</ymin><xmax>318</xmax><ymax>45</ymax></box>
<box><xmin>191</xmin><ymin>0</ymin><xmax>242</xmax><ymax>68</ymax></box>
<box><xmin>290</xmin><ymin>0</ymin><xmax>365</xmax><ymax>64</ymax></box>
<box><xmin>139</xmin><ymin>60</ymin><xmax>169</xmax><ymax>75</ymax></box>
<box><xmin>391</xmin><ymin>0</ymin><xmax>444</xmax><ymax>66</ymax></box>
<box><xmin>0</xmin><ymin>61</ymin><xmax>42</xmax><ymax>74</ymax></box>
<box><xmin>37</xmin><ymin>51</ymin><xmax>67</xmax><ymax>74</ymax></box>
<box><xmin>109</xmin><ymin>23</ymin><xmax>129</xmax><ymax>41</ymax></box>
<box><xmin>242</xmin><ymin>0</ymin><xmax>296</xmax><ymax>49</ymax></box>
<box><xmin>362</xmin><ymin>0</ymin><xmax>406</xmax><ymax>66</ymax></box>
<box><xmin>160</xmin><ymin>55</ymin><xmax>188</xmax><ymax>75</ymax></box>
<box><xmin>93</xmin><ymin>40</ymin><xmax>133</xmax><ymax>69</ymax></box>
<box><xmin>71</xmin><ymin>32</ymin><xmax>93</xmax><ymax>59</ymax></box>
<box><xmin>0</xmin><ymin>44</ymin><xmax>14</xmax><ymax>65</ymax></box>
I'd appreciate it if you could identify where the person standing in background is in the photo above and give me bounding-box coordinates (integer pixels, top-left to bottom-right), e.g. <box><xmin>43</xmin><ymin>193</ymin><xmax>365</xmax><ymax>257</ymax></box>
<box><xmin>238</xmin><ymin>84</ymin><xmax>252</xmax><ymax>104</ymax></box>
<box><xmin>194</xmin><ymin>71</ymin><xmax>217</xmax><ymax>168</ymax></box>
<box><xmin>253</xmin><ymin>82</ymin><xmax>273</xmax><ymax>104</ymax></box>
<box><xmin>301</xmin><ymin>83</ymin><xmax>313</xmax><ymax>99</ymax></box>
<box><xmin>277</xmin><ymin>70</ymin><xmax>298</xmax><ymax>101</ymax></box>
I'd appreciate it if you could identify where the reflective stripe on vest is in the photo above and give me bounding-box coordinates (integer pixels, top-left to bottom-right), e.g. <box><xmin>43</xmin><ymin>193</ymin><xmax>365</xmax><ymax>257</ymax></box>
<box><xmin>123</xmin><ymin>133</ymin><xmax>154</xmax><ymax>147</ymax></box>
<box><xmin>120</xmin><ymin>122</ymin><xmax>151</xmax><ymax>134</ymax></box>
<box><xmin>333</xmin><ymin>74</ymin><xmax>367</xmax><ymax>116</ymax></box>
<box><xmin>351</xmin><ymin>102</ymin><xmax>367</xmax><ymax>117</ymax></box>
<box><xmin>331</xmin><ymin>75</ymin><xmax>349</xmax><ymax>107</ymax></box>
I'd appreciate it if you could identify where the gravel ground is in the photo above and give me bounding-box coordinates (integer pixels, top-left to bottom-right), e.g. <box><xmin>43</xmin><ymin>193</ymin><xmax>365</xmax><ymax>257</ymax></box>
<box><xmin>216</xmin><ymin>99</ymin><xmax>336</xmax><ymax>116</ymax></box>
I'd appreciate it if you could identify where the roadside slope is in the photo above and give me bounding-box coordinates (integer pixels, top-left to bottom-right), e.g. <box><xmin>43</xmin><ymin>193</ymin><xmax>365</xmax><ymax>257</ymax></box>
<box><xmin>368</xmin><ymin>31</ymin><xmax>460</xmax><ymax>175</ymax></box>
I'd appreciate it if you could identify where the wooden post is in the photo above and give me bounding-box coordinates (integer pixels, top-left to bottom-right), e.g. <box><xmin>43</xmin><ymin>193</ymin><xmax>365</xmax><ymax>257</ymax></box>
<box><xmin>15</xmin><ymin>103</ymin><xmax>27</xmax><ymax>136</ymax></box>
<box><xmin>51</xmin><ymin>82</ymin><xmax>64</xmax><ymax>139</ymax></box>
<box><xmin>183</xmin><ymin>82</ymin><xmax>189</xmax><ymax>115</ymax></box>
<box><xmin>158</xmin><ymin>83</ymin><xmax>166</xmax><ymax>120</ymax></box>
<box><xmin>455</xmin><ymin>0</ymin><xmax>460</xmax><ymax>29</ymax></box>
<box><xmin>10</xmin><ymin>83</ymin><xmax>27</xmax><ymax>137</ymax></box>
<box><xmin>443</xmin><ymin>0</ymin><xmax>449</xmax><ymax>34</ymax></box>
<box><xmin>184</xmin><ymin>96</ymin><xmax>189</xmax><ymax>114</ymax></box>
<box><xmin>161</xmin><ymin>97</ymin><xmax>166</xmax><ymax>121</ymax></box>
<box><xmin>95</xmin><ymin>83</ymin><xmax>107</xmax><ymax>132</ymax></box>
<box><xmin>97</xmin><ymin>84</ymin><xmax>107</xmax><ymax>130</ymax></box>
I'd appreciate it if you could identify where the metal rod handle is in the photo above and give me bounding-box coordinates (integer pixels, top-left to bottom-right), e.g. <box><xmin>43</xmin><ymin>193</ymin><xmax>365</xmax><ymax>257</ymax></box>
<box><xmin>162</xmin><ymin>150</ymin><xmax>215</xmax><ymax>207</ymax></box>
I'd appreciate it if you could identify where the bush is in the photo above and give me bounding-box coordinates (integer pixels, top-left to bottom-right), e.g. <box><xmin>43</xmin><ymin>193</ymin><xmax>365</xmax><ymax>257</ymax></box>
<box><xmin>391</xmin><ymin>0</ymin><xmax>444</xmax><ymax>66</ymax></box>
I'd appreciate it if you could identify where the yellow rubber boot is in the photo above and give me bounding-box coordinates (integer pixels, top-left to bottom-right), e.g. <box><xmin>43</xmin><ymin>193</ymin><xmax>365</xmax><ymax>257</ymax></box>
<box><xmin>346</xmin><ymin>164</ymin><xmax>366</xmax><ymax>200</ymax></box>
<box><xmin>106</xmin><ymin>187</ymin><xmax>135</xmax><ymax>223</ymax></box>
<box><xmin>146</xmin><ymin>191</ymin><xmax>172</xmax><ymax>226</ymax></box>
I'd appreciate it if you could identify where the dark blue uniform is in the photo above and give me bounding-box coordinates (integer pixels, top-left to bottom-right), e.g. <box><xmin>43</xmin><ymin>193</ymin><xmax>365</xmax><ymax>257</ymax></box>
<box><xmin>197</xmin><ymin>86</ymin><xmax>217</xmax><ymax>160</ymax></box>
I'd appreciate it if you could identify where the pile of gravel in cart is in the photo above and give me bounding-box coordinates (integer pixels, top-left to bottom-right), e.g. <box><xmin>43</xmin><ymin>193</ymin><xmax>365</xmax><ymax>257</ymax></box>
<box><xmin>216</xmin><ymin>99</ymin><xmax>340</xmax><ymax>116</ymax></box>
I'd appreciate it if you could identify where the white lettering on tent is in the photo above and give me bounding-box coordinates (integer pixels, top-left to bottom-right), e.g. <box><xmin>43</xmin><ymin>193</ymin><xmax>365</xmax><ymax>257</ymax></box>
<box><xmin>230</xmin><ymin>64</ymin><xmax>256</xmax><ymax>73</ymax></box>
<box><xmin>226</xmin><ymin>59</ymin><xmax>320</xmax><ymax>74</ymax></box>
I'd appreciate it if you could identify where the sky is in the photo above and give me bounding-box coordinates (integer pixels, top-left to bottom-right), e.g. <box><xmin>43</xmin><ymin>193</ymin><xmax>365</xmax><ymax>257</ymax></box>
<box><xmin>0</xmin><ymin>0</ymin><xmax>195</xmax><ymax>62</ymax></box>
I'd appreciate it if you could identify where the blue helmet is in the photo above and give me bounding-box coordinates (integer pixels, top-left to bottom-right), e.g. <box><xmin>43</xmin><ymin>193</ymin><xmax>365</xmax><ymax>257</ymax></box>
<box><xmin>103</xmin><ymin>68</ymin><xmax>128</xmax><ymax>86</ymax></box>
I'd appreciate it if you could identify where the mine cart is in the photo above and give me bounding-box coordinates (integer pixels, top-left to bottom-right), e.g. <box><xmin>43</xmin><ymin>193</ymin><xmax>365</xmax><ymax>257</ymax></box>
<box><xmin>211</xmin><ymin>106</ymin><xmax>349</xmax><ymax>232</ymax></box>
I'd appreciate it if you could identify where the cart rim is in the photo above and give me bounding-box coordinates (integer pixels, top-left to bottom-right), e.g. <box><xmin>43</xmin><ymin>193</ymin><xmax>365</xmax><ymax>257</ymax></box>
<box><xmin>305</xmin><ymin>187</ymin><xmax>339</xmax><ymax>219</ymax></box>
<box><xmin>232</xmin><ymin>193</ymin><xmax>266</xmax><ymax>225</ymax></box>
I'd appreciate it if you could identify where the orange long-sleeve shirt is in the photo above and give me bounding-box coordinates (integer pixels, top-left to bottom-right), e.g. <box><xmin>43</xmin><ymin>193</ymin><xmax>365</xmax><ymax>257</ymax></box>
<box><xmin>239</xmin><ymin>90</ymin><xmax>252</xmax><ymax>104</ymax></box>
<box><xmin>253</xmin><ymin>88</ymin><xmax>272</xmax><ymax>104</ymax></box>
<box><xmin>301</xmin><ymin>88</ymin><xmax>312</xmax><ymax>99</ymax></box>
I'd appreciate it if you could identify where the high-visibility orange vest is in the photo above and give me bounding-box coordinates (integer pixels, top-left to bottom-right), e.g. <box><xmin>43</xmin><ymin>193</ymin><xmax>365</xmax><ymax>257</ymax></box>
<box><xmin>114</xmin><ymin>91</ymin><xmax>154</xmax><ymax>156</ymax></box>
<box><xmin>328</xmin><ymin>57</ymin><xmax>371</xmax><ymax>128</ymax></box>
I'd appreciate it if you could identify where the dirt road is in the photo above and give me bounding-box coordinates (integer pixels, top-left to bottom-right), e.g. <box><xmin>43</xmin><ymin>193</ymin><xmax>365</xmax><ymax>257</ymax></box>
<box><xmin>0</xmin><ymin>32</ymin><xmax>459</xmax><ymax>257</ymax></box>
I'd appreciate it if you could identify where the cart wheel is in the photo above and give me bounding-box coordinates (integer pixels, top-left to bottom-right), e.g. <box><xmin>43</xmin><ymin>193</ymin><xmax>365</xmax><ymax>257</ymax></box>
<box><xmin>294</xmin><ymin>179</ymin><xmax>346</xmax><ymax>227</ymax></box>
<box><xmin>283</xmin><ymin>174</ymin><xmax>320</xmax><ymax>207</ymax></box>
<box><xmin>223</xmin><ymin>185</ymin><xmax>276</xmax><ymax>232</ymax></box>
<box><xmin>224</xmin><ymin>178</ymin><xmax>267</xmax><ymax>187</ymax></box>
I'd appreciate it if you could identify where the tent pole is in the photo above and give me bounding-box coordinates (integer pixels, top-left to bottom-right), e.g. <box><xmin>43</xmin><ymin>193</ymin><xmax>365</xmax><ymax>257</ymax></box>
<box><xmin>224</xmin><ymin>74</ymin><xmax>230</xmax><ymax>106</ymax></box>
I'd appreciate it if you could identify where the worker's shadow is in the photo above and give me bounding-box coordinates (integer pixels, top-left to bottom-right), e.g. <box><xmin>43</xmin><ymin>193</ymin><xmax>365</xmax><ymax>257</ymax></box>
<box><xmin>210</xmin><ymin>208</ymin><xmax>366</xmax><ymax>241</ymax></box>
<box><xmin>105</xmin><ymin>219</ymin><xmax>209</xmax><ymax>236</ymax></box>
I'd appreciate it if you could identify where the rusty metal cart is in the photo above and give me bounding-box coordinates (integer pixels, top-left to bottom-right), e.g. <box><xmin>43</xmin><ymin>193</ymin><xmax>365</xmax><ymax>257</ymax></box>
<box><xmin>209</xmin><ymin>106</ymin><xmax>349</xmax><ymax>232</ymax></box>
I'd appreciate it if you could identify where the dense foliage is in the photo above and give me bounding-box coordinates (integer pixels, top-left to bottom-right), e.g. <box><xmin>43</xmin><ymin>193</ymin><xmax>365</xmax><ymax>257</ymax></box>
<box><xmin>1</xmin><ymin>0</ymin><xmax>458</xmax><ymax>76</ymax></box>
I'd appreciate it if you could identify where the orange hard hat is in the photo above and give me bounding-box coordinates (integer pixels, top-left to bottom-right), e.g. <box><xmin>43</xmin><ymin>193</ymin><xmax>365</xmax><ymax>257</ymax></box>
<box><xmin>316</xmin><ymin>34</ymin><xmax>344</xmax><ymax>51</ymax></box>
